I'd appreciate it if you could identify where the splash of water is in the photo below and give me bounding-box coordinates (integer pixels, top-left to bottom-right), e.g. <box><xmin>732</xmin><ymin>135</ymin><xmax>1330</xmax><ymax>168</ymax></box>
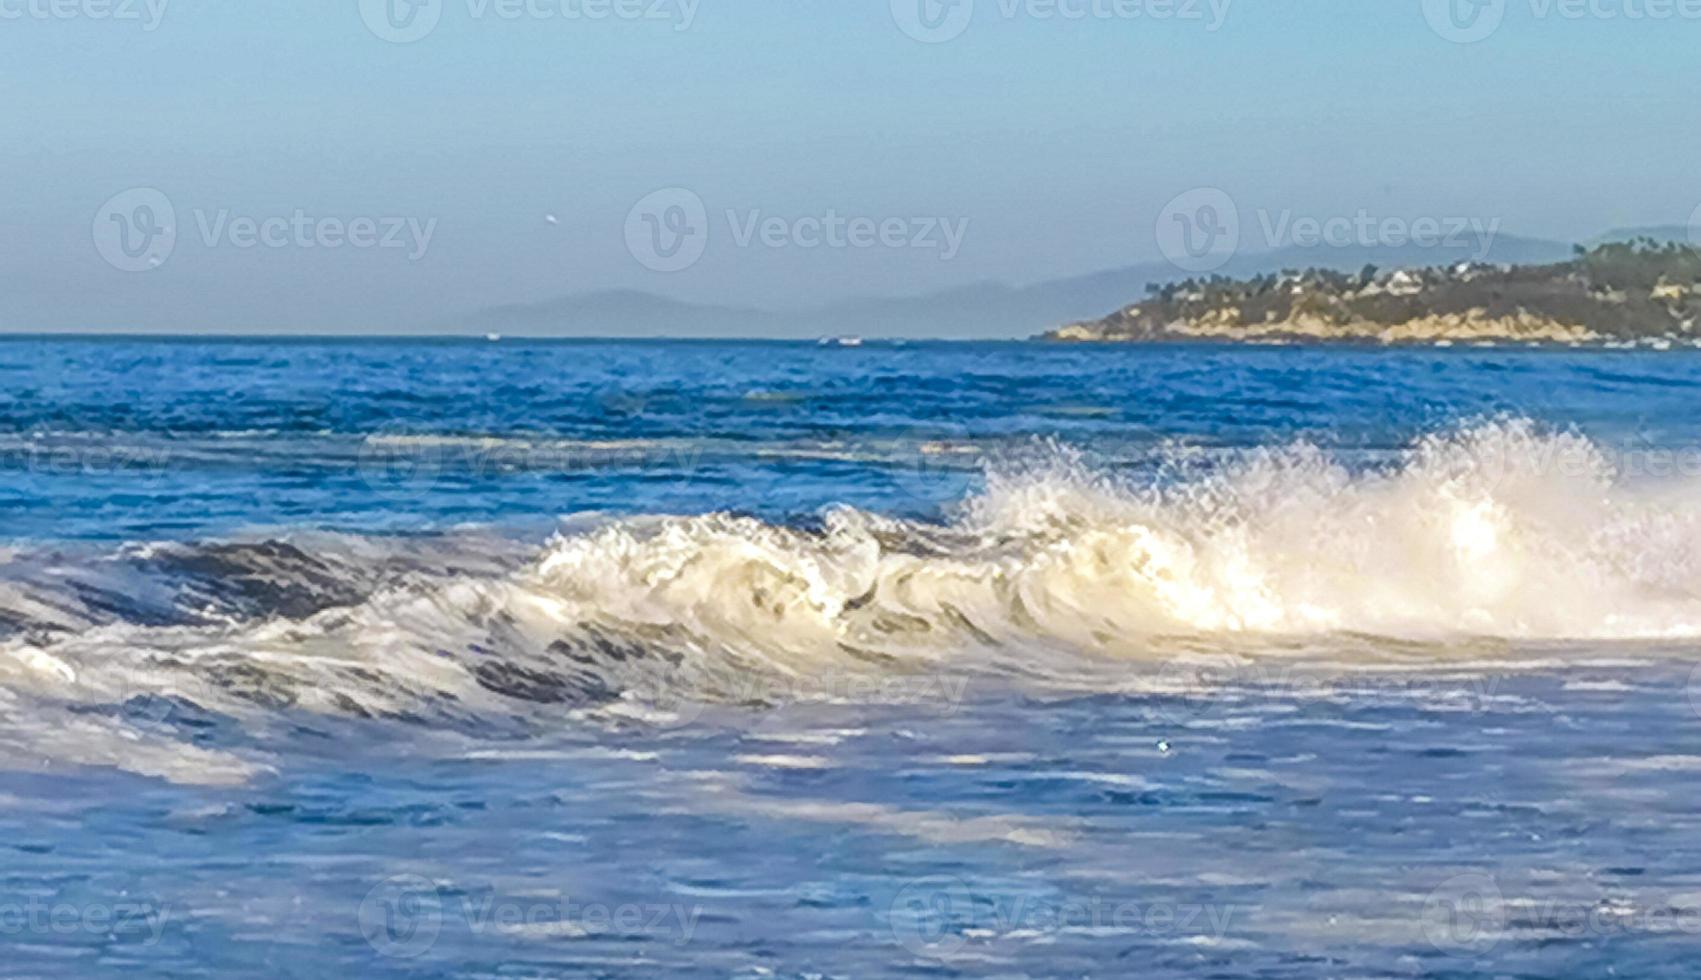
<box><xmin>4</xmin><ymin>419</ymin><xmax>1700</xmax><ymax>781</ymax></box>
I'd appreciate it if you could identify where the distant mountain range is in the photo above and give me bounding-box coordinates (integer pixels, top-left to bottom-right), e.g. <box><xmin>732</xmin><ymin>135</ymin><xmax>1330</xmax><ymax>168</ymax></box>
<box><xmin>444</xmin><ymin>226</ymin><xmax>1696</xmax><ymax>340</ymax></box>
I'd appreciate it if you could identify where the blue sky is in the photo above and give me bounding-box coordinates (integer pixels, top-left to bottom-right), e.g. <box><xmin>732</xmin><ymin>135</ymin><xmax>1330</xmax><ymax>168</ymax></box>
<box><xmin>2</xmin><ymin>0</ymin><xmax>1698</xmax><ymax>332</ymax></box>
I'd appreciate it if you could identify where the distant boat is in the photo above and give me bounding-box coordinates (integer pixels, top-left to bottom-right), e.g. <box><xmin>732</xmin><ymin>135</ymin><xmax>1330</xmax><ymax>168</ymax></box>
<box><xmin>485</xmin><ymin>333</ymin><xmax>503</xmax><ymax>342</ymax></box>
<box><xmin>820</xmin><ymin>336</ymin><xmax>863</xmax><ymax>347</ymax></box>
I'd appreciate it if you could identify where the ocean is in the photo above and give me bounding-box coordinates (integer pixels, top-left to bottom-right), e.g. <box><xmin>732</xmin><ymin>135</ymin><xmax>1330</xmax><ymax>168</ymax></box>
<box><xmin>4</xmin><ymin>337</ymin><xmax>1701</xmax><ymax>977</ymax></box>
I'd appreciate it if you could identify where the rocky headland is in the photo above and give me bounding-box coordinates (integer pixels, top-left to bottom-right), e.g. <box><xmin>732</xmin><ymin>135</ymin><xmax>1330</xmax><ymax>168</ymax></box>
<box><xmin>1042</xmin><ymin>241</ymin><xmax>1701</xmax><ymax>348</ymax></box>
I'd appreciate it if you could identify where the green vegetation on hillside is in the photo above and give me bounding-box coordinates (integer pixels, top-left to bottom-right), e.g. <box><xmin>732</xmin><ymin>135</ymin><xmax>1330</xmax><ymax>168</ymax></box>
<box><xmin>1045</xmin><ymin>240</ymin><xmax>1701</xmax><ymax>345</ymax></box>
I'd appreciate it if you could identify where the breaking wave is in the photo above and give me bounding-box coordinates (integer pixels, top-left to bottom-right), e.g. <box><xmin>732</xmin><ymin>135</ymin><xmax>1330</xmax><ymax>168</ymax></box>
<box><xmin>4</xmin><ymin>418</ymin><xmax>1701</xmax><ymax>778</ymax></box>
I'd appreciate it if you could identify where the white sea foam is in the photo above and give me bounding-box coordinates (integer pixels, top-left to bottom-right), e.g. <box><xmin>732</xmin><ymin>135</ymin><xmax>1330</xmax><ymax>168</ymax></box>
<box><xmin>522</xmin><ymin>418</ymin><xmax>1701</xmax><ymax>650</ymax></box>
<box><xmin>4</xmin><ymin>419</ymin><xmax>1701</xmax><ymax>782</ymax></box>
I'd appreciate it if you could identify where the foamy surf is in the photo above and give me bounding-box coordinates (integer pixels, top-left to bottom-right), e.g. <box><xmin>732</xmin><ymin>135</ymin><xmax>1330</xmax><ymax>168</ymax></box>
<box><xmin>4</xmin><ymin>419</ymin><xmax>1701</xmax><ymax>781</ymax></box>
<box><xmin>533</xmin><ymin>417</ymin><xmax>1701</xmax><ymax>647</ymax></box>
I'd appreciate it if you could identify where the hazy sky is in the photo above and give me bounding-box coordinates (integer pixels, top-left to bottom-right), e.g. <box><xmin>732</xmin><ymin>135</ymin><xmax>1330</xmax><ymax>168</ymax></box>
<box><xmin>3</xmin><ymin>0</ymin><xmax>1699</xmax><ymax>332</ymax></box>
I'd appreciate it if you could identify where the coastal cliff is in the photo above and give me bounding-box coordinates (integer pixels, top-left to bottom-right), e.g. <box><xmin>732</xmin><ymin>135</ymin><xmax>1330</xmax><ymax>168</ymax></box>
<box><xmin>1042</xmin><ymin>241</ymin><xmax>1701</xmax><ymax>348</ymax></box>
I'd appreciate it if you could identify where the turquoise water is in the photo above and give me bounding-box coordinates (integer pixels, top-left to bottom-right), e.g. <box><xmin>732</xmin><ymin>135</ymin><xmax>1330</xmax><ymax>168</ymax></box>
<box><xmin>4</xmin><ymin>339</ymin><xmax>1701</xmax><ymax>976</ymax></box>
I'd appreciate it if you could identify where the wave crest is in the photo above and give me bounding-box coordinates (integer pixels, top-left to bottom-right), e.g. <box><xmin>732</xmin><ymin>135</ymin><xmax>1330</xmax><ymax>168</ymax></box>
<box><xmin>4</xmin><ymin>419</ymin><xmax>1700</xmax><ymax>765</ymax></box>
<box><xmin>517</xmin><ymin>420</ymin><xmax>1701</xmax><ymax>658</ymax></box>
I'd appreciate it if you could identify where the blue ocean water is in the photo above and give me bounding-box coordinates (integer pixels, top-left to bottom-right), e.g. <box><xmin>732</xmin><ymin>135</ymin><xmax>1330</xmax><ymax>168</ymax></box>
<box><xmin>4</xmin><ymin>338</ymin><xmax>1701</xmax><ymax>977</ymax></box>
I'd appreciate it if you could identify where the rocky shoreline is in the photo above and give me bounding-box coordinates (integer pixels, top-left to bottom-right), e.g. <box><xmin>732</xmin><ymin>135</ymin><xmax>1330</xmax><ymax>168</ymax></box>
<box><xmin>1042</xmin><ymin>241</ymin><xmax>1701</xmax><ymax>348</ymax></box>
